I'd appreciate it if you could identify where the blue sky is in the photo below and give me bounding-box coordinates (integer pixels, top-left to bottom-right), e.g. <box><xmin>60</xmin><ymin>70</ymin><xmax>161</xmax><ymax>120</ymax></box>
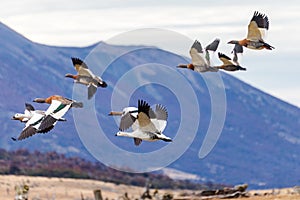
<box><xmin>1</xmin><ymin>0</ymin><xmax>300</xmax><ymax>106</ymax></box>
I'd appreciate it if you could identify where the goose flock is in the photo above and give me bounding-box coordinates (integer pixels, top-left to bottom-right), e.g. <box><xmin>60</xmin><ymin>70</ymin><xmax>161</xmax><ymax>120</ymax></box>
<box><xmin>11</xmin><ymin>11</ymin><xmax>273</xmax><ymax>146</ymax></box>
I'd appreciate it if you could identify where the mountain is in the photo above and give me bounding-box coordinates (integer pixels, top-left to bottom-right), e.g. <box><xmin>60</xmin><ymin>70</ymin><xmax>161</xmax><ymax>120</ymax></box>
<box><xmin>1</xmin><ymin>22</ymin><xmax>300</xmax><ymax>189</ymax></box>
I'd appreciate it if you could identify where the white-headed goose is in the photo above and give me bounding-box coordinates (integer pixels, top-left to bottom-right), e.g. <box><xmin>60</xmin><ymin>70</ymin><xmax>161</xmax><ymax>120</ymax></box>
<box><xmin>114</xmin><ymin>99</ymin><xmax>172</xmax><ymax>146</ymax></box>
<box><xmin>11</xmin><ymin>97</ymin><xmax>75</xmax><ymax>141</ymax></box>
<box><xmin>109</xmin><ymin>107</ymin><xmax>139</xmax><ymax>131</ymax></box>
<box><xmin>12</xmin><ymin>103</ymin><xmax>66</xmax><ymax>123</ymax></box>
<box><xmin>12</xmin><ymin>103</ymin><xmax>36</xmax><ymax>122</ymax></box>
<box><xmin>12</xmin><ymin>95</ymin><xmax>82</xmax><ymax>141</ymax></box>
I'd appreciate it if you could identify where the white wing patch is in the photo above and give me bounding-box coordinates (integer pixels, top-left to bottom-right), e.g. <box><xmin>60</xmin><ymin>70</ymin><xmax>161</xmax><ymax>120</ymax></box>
<box><xmin>45</xmin><ymin>100</ymin><xmax>62</xmax><ymax>115</ymax></box>
<box><xmin>24</xmin><ymin>112</ymin><xmax>44</xmax><ymax>130</ymax></box>
<box><xmin>190</xmin><ymin>48</ymin><xmax>207</xmax><ymax>66</ymax></box>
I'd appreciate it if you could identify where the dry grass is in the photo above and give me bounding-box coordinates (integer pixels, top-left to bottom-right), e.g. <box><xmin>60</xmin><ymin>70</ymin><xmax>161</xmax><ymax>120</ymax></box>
<box><xmin>0</xmin><ymin>175</ymin><xmax>176</xmax><ymax>200</ymax></box>
<box><xmin>0</xmin><ymin>175</ymin><xmax>299</xmax><ymax>200</ymax></box>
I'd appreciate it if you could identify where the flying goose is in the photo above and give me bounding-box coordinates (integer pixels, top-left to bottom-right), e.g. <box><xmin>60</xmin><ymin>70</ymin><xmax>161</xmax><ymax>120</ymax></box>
<box><xmin>11</xmin><ymin>99</ymin><xmax>72</xmax><ymax>141</ymax></box>
<box><xmin>12</xmin><ymin>110</ymin><xmax>46</xmax><ymax>141</ymax></box>
<box><xmin>33</xmin><ymin>95</ymin><xmax>83</xmax><ymax>108</ymax></box>
<box><xmin>32</xmin><ymin>95</ymin><xmax>82</xmax><ymax>134</ymax></box>
<box><xmin>214</xmin><ymin>52</ymin><xmax>246</xmax><ymax>71</ymax></box>
<box><xmin>228</xmin><ymin>11</ymin><xmax>274</xmax><ymax>50</ymax></box>
<box><xmin>12</xmin><ymin>103</ymin><xmax>66</xmax><ymax>123</ymax></box>
<box><xmin>109</xmin><ymin>106</ymin><xmax>139</xmax><ymax>131</ymax></box>
<box><xmin>114</xmin><ymin>100</ymin><xmax>172</xmax><ymax>146</ymax></box>
<box><xmin>65</xmin><ymin>57</ymin><xmax>107</xmax><ymax>99</ymax></box>
<box><xmin>177</xmin><ymin>39</ymin><xmax>220</xmax><ymax>73</ymax></box>
<box><xmin>12</xmin><ymin>103</ymin><xmax>36</xmax><ymax>122</ymax></box>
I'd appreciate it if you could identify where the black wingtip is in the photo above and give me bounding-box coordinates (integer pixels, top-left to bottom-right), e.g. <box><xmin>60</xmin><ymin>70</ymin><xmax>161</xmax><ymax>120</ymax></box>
<box><xmin>205</xmin><ymin>38</ymin><xmax>220</xmax><ymax>52</ymax></box>
<box><xmin>25</xmin><ymin>103</ymin><xmax>35</xmax><ymax>111</ymax></box>
<box><xmin>138</xmin><ymin>99</ymin><xmax>151</xmax><ymax>117</ymax></box>
<box><xmin>71</xmin><ymin>57</ymin><xmax>83</xmax><ymax>66</ymax></box>
<box><xmin>11</xmin><ymin>137</ymin><xmax>17</xmax><ymax>141</ymax></box>
<box><xmin>251</xmin><ymin>11</ymin><xmax>269</xmax><ymax>30</ymax></box>
<box><xmin>218</xmin><ymin>52</ymin><xmax>232</xmax><ymax>60</ymax></box>
<box><xmin>191</xmin><ymin>40</ymin><xmax>203</xmax><ymax>53</ymax></box>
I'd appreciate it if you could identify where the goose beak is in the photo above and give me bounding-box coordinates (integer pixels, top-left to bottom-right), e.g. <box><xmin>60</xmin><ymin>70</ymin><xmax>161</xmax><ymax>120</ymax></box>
<box><xmin>228</xmin><ymin>40</ymin><xmax>239</xmax><ymax>45</ymax></box>
<box><xmin>108</xmin><ymin>111</ymin><xmax>122</xmax><ymax>116</ymax></box>
<box><xmin>176</xmin><ymin>64</ymin><xmax>186</xmax><ymax>68</ymax></box>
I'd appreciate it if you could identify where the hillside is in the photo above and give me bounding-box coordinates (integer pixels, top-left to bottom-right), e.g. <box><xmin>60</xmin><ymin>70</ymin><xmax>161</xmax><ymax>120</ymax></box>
<box><xmin>1</xmin><ymin>22</ymin><xmax>300</xmax><ymax>188</ymax></box>
<box><xmin>0</xmin><ymin>149</ymin><xmax>218</xmax><ymax>190</ymax></box>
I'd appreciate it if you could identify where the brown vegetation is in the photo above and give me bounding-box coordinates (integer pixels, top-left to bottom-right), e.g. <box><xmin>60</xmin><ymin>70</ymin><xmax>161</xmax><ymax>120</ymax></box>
<box><xmin>0</xmin><ymin>148</ymin><xmax>226</xmax><ymax>190</ymax></box>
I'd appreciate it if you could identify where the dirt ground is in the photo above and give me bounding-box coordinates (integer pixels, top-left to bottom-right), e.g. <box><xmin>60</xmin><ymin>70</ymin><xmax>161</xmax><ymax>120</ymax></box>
<box><xmin>0</xmin><ymin>175</ymin><xmax>299</xmax><ymax>200</ymax></box>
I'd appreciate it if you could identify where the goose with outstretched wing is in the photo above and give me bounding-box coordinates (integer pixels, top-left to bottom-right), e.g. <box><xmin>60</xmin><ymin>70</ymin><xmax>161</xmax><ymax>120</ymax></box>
<box><xmin>214</xmin><ymin>52</ymin><xmax>246</xmax><ymax>72</ymax></box>
<box><xmin>228</xmin><ymin>11</ymin><xmax>274</xmax><ymax>50</ymax></box>
<box><xmin>113</xmin><ymin>100</ymin><xmax>172</xmax><ymax>146</ymax></box>
<box><xmin>11</xmin><ymin>100</ymin><xmax>70</xmax><ymax>141</ymax></box>
<box><xmin>32</xmin><ymin>95</ymin><xmax>82</xmax><ymax>132</ymax></box>
<box><xmin>12</xmin><ymin>103</ymin><xmax>66</xmax><ymax>123</ymax></box>
<box><xmin>12</xmin><ymin>111</ymin><xmax>45</xmax><ymax>141</ymax></box>
<box><xmin>109</xmin><ymin>106</ymin><xmax>139</xmax><ymax>131</ymax></box>
<box><xmin>177</xmin><ymin>39</ymin><xmax>220</xmax><ymax>73</ymax></box>
<box><xmin>65</xmin><ymin>57</ymin><xmax>107</xmax><ymax>99</ymax></box>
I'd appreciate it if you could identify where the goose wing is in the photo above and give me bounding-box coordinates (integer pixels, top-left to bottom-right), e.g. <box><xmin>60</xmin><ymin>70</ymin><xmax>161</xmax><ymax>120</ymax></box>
<box><xmin>25</xmin><ymin>103</ymin><xmax>35</xmax><ymax>112</ymax></box>
<box><xmin>71</xmin><ymin>57</ymin><xmax>95</xmax><ymax>77</ymax></box>
<box><xmin>232</xmin><ymin>44</ymin><xmax>243</xmax><ymax>65</ymax></box>
<box><xmin>189</xmin><ymin>40</ymin><xmax>207</xmax><ymax>66</ymax></box>
<box><xmin>18</xmin><ymin>126</ymin><xmax>37</xmax><ymax>140</ymax></box>
<box><xmin>119</xmin><ymin>112</ymin><xmax>137</xmax><ymax>131</ymax></box>
<box><xmin>88</xmin><ymin>83</ymin><xmax>98</xmax><ymax>100</ymax></box>
<box><xmin>205</xmin><ymin>38</ymin><xmax>220</xmax><ymax>66</ymax></box>
<box><xmin>137</xmin><ymin>100</ymin><xmax>152</xmax><ymax>127</ymax></box>
<box><xmin>38</xmin><ymin>100</ymin><xmax>71</xmax><ymax>132</ymax></box>
<box><xmin>150</xmin><ymin>104</ymin><xmax>168</xmax><ymax>132</ymax></box>
<box><xmin>23</xmin><ymin>103</ymin><xmax>35</xmax><ymax>117</ymax></box>
<box><xmin>17</xmin><ymin>112</ymin><xmax>44</xmax><ymax>140</ymax></box>
<box><xmin>205</xmin><ymin>38</ymin><xmax>220</xmax><ymax>52</ymax></box>
<box><xmin>218</xmin><ymin>53</ymin><xmax>234</xmax><ymax>66</ymax></box>
<box><xmin>247</xmin><ymin>11</ymin><xmax>269</xmax><ymax>41</ymax></box>
<box><xmin>137</xmin><ymin>100</ymin><xmax>157</xmax><ymax>133</ymax></box>
<box><xmin>117</xmin><ymin>107</ymin><xmax>139</xmax><ymax>131</ymax></box>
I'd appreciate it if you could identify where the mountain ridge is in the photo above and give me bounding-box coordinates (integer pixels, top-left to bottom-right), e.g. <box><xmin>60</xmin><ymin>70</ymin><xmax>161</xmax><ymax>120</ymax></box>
<box><xmin>1</xmin><ymin>22</ymin><xmax>300</xmax><ymax>189</ymax></box>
